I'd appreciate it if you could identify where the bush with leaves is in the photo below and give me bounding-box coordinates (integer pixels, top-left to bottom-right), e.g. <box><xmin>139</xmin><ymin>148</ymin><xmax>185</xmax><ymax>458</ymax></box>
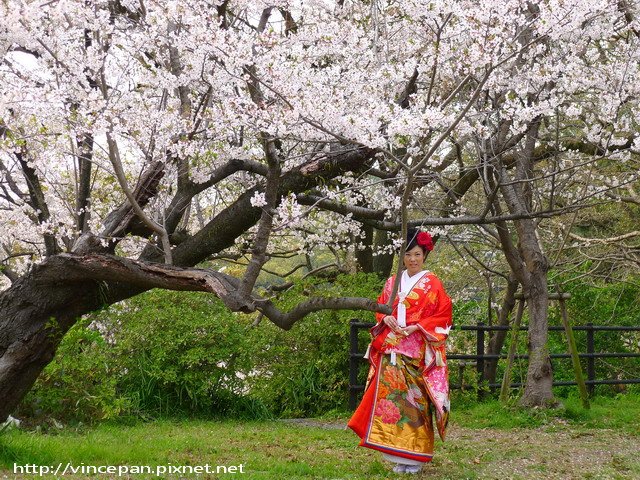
<box><xmin>16</xmin><ymin>317</ymin><xmax>130</xmax><ymax>423</ymax></box>
<box><xmin>245</xmin><ymin>272</ymin><xmax>384</xmax><ymax>417</ymax></box>
<box><xmin>103</xmin><ymin>289</ymin><xmax>264</xmax><ymax>418</ymax></box>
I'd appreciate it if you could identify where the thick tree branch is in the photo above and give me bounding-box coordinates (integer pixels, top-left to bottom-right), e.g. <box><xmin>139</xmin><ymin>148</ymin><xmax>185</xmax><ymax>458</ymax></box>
<box><xmin>169</xmin><ymin>145</ymin><xmax>376</xmax><ymax>267</ymax></box>
<box><xmin>257</xmin><ymin>296</ymin><xmax>388</xmax><ymax>330</ymax></box>
<box><xmin>75</xmin><ymin>134</ymin><xmax>93</xmax><ymax>233</ymax></box>
<box><xmin>136</xmin><ymin>157</ymin><xmax>269</xmax><ymax>255</ymax></box>
<box><xmin>73</xmin><ymin>161</ymin><xmax>165</xmax><ymax>254</ymax></box>
<box><xmin>0</xmin><ymin>157</ymin><xmax>27</xmax><ymax>203</ymax></box>
<box><xmin>16</xmin><ymin>152</ymin><xmax>59</xmax><ymax>256</ymax></box>
<box><xmin>31</xmin><ymin>253</ymin><xmax>390</xmax><ymax>331</ymax></box>
<box><xmin>37</xmin><ymin>253</ymin><xmax>252</xmax><ymax>313</ymax></box>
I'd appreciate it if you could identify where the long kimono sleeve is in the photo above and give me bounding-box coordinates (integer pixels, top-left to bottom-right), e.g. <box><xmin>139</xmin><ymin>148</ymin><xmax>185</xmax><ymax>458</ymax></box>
<box><xmin>416</xmin><ymin>276</ymin><xmax>452</xmax><ymax>343</ymax></box>
<box><xmin>415</xmin><ymin>274</ymin><xmax>452</xmax><ymax>441</ymax></box>
<box><xmin>371</xmin><ymin>276</ymin><xmax>395</xmax><ymax>338</ymax></box>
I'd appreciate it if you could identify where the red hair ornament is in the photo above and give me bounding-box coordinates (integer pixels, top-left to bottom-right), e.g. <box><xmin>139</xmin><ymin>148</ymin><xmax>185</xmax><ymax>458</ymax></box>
<box><xmin>416</xmin><ymin>231</ymin><xmax>434</xmax><ymax>252</ymax></box>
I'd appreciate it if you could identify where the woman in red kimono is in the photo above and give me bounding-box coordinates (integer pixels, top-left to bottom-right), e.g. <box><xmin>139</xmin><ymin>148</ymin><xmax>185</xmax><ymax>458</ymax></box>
<box><xmin>348</xmin><ymin>229</ymin><xmax>453</xmax><ymax>475</ymax></box>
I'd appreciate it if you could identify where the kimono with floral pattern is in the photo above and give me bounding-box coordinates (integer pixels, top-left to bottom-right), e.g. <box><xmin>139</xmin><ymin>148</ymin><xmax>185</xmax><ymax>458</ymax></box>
<box><xmin>348</xmin><ymin>271</ymin><xmax>453</xmax><ymax>463</ymax></box>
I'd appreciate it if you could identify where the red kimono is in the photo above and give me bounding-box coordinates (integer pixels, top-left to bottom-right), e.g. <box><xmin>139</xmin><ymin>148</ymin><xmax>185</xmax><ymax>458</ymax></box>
<box><xmin>348</xmin><ymin>270</ymin><xmax>453</xmax><ymax>463</ymax></box>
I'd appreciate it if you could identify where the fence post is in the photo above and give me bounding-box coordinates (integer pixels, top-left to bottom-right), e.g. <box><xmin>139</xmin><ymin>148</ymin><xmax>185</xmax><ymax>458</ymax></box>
<box><xmin>586</xmin><ymin>323</ymin><xmax>595</xmax><ymax>396</ymax></box>
<box><xmin>559</xmin><ymin>299</ymin><xmax>590</xmax><ymax>409</ymax></box>
<box><xmin>499</xmin><ymin>298</ymin><xmax>525</xmax><ymax>403</ymax></box>
<box><xmin>349</xmin><ymin>319</ymin><xmax>360</xmax><ymax>410</ymax></box>
<box><xmin>458</xmin><ymin>362</ymin><xmax>466</xmax><ymax>392</ymax></box>
<box><xmin>477</xmin><ymin>321</ymin><xmax>486</xmax><ymax>399</ymax></box>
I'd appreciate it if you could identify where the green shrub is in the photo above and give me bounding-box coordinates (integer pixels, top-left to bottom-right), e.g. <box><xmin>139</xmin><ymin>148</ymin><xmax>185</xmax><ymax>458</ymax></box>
<box><xmin>98</xmin><ymin>289</ymin><xmax>263</xmax><ymax>418</ymax></box>
<box><xmin>17</xmin><ymin>317</ymin><xmax>130</xmax><ymax>423</ymax></box>
<box><xmin>247</xmin><ymin>273</ymin><xmax>383</xmax><ymax>417</ymax></box>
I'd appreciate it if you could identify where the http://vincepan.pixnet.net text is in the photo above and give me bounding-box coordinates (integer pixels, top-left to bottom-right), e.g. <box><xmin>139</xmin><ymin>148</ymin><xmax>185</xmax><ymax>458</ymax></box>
<box><xmin>13</xmin><ymin>462</ymin><xmax>246</xmax><ymax>476</ymax></box>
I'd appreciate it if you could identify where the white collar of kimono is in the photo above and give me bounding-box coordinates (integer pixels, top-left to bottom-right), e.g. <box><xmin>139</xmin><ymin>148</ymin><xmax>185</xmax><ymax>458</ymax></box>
<box><xmin>396</xmin><ymin>269</ymin><xmax>428</xmax><ymax>329</ymax></box>
<box><xmin>400</xmin><ymin>269</ymin><xmax>427</xmax><ymax>296</ymax></box>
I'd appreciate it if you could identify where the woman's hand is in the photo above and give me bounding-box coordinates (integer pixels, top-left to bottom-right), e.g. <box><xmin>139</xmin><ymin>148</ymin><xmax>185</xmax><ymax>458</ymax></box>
<box><xmin>382</xmin><ymin>315</ymin><xmax>400</xmax><ymax>332</ymax></box>
<box><xmin>399</xmin><ymin>325</ymin><xmax>419</xmax><ymax>336</ymax></box>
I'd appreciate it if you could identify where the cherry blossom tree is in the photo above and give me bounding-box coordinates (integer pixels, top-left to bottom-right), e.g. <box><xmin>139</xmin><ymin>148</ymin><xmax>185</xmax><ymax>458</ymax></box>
<box><xmin>1</xmin><ymin>0</ymin><xmax>639</xmax><ymax>420</ymax></box>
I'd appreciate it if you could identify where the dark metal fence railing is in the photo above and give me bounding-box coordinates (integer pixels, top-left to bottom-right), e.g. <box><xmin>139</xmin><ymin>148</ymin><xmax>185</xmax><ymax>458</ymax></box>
<box><xmin>348</xmin><ymin>320</ymin><xmax>640</xmax><ymax>409</ymax></box>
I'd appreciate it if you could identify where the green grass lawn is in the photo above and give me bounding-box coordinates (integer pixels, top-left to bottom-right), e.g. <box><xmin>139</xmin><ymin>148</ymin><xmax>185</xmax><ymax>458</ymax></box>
<box><xmin>1</xmin><ymin>395</ymin><xmax>639</xmax><ymax>479</ymax></box>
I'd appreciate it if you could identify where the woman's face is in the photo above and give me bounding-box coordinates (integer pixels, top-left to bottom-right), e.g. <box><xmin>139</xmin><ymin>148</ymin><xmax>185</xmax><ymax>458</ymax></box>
<box><xmin>403</xmin><ymin>245</ymin><xmax>425</xmax><ymax>276</ymax></box>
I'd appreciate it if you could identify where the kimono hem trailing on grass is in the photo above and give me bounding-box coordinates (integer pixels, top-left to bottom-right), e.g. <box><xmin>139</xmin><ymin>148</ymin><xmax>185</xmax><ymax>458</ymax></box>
<box><xmin>348</xmin><ymin>270</ymin><xmax>453</xmax><ymax>463</ymax></box>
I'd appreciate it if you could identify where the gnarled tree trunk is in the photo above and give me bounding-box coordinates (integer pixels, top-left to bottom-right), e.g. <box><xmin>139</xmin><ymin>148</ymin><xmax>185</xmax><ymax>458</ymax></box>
<box><xmin>520</xmin><ymin>260</ymin><xmax>553</xmax><ymax>406</ymax></box>
<box><xmin>0</xmin><ymin>277</ymin><xmax>104</xmax><ymax>425</ymax></box>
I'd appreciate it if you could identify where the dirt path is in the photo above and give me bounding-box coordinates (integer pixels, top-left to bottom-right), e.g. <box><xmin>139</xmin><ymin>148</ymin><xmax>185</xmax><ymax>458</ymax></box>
<box><xmin>281</xmin><ymin>419</ymin><xmax>640</xmax><ymax>479</ymax></box>
<box><xmin>437</xmin><ymin>424</ymin><xmax>640</xmax><ymax>479</ymax></box>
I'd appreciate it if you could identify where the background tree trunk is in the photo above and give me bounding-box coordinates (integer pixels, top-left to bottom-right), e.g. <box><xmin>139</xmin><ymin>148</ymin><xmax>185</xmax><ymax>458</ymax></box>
<box><xmin>483</xmin><ymin>276</ymin><xmax>519</xmax><ymax>384</ymax></box>
<box><xmin>492</xmin><ymin>120</ymin><xmax>555</xmax><ymax>406</ymax></box>
<box><xmin>354</xmin><ymin>223</ymin><xmax>374</xmax><ymax>273</ymax></box>
<box><xmin>372</xmin><ymin>229</ymin><xmax>394</xmax><ymax>279</ymax></box>
<box><xmin>520</xmin><ymin>249</ymin><xmax>554</xmax><ymax>406</ymax></box>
